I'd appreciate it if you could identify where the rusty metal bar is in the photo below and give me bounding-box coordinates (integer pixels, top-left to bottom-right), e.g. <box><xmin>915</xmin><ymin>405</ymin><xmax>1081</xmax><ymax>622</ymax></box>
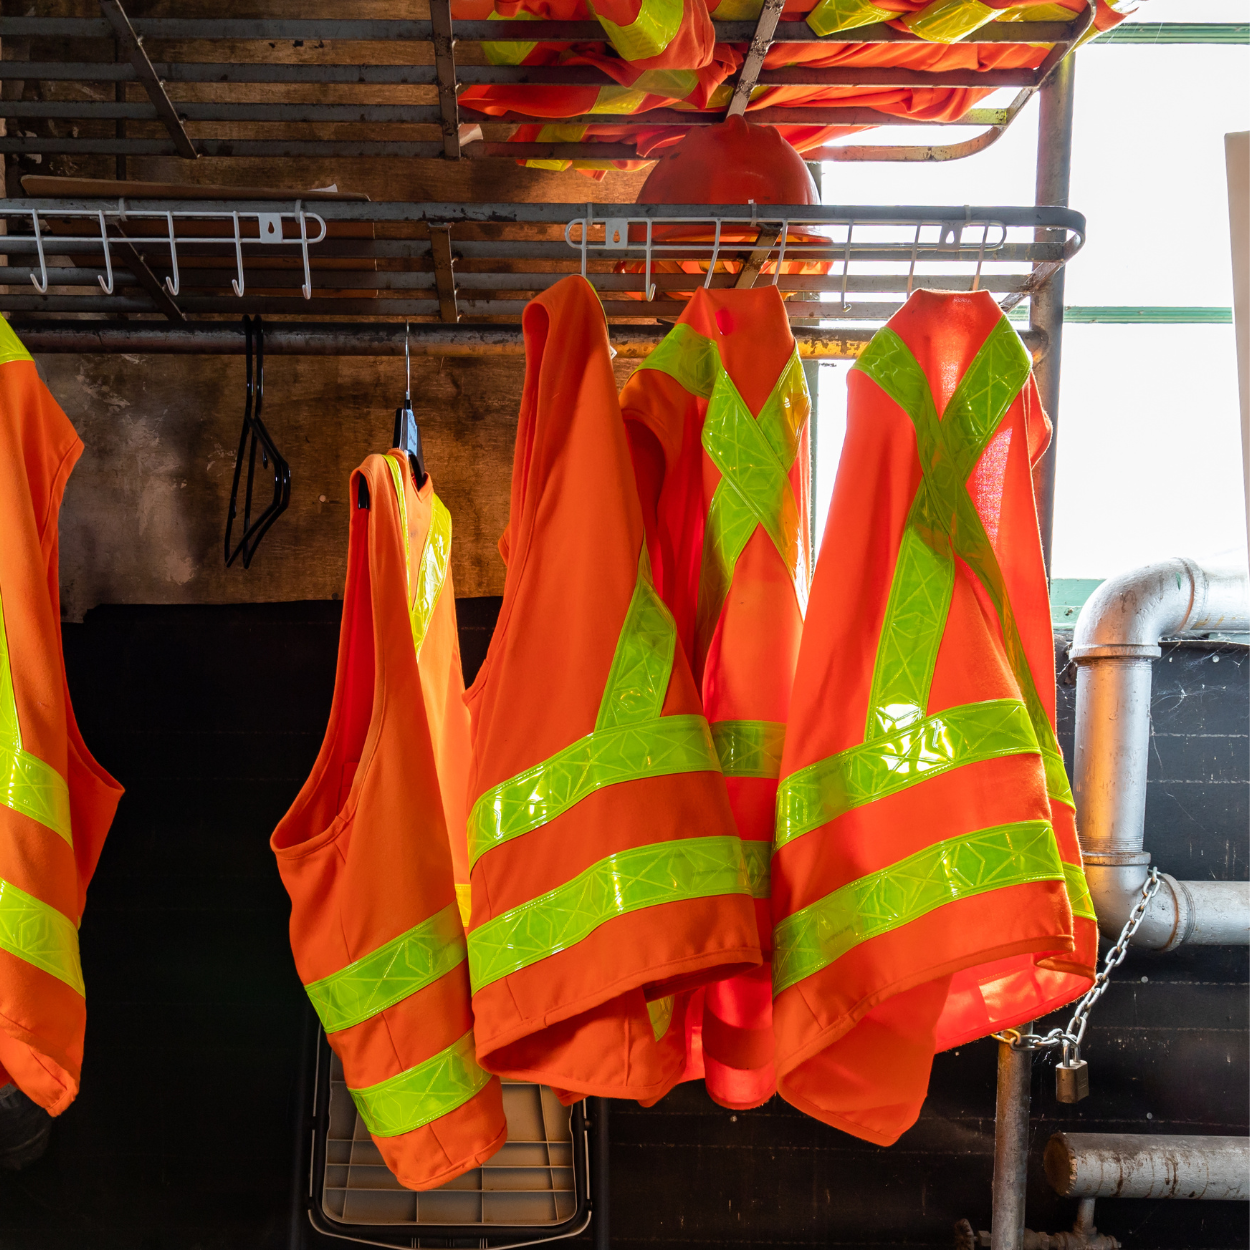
<box><xmin>1031</xmin><ymin>51</ymin><xmax>1076</xmax><ymax>576</ymax></box>
<box><xmin>107</xmin><ymin>232</ymin><xmax>184</xmax><ymax>321</ymax></box>
<box><xmin>990</xmin><ymin>1032</ymin><xmax>1033</xmax><ymax>1250</ymax></box>
<box><xmin>7</xmin><ymin>319</ymin><xmax>1047</xmax><ymax>359</ymax></box>
<box><xmin>97</xmin><ymin>0</ymin><xmax>197</xmax><ymax>160</ymax></box>
<box><xmin>733</xmin><ymin>226</ymin><xmax>783</xmax><ymax>289</ymax></box>
<box><xmin>429</xmin><ymin>0</ymin><xmax>461</xmax><ymax>160</ymax></box>
<box><xmin>726</xmin><ymin>0</ymin><xmax>785</xmax><ymax>119</ymax></box>
<box><xmin>429</xmin><ymin>226</ymin><xmax>459</xmax><ymax>323</ymax></box>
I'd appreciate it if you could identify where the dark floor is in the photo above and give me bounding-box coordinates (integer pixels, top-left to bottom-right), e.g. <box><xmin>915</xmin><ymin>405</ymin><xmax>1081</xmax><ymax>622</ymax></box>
<box><xmin>0</xmin><ymin>602</ymin><xmax>1243</xmax><ymax>1250</ymax></box>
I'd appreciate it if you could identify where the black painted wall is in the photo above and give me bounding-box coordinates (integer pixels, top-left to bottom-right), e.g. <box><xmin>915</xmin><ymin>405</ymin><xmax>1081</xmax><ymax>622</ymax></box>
<box><xmin>0</xmin><ymin>604</ymin><xmax>1243</xmax><ymax>1250</ymax></box>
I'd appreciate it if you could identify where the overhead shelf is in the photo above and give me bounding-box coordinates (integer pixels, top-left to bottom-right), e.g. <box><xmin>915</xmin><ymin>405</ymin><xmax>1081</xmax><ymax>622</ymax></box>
<box><xmin>0</xmin><ymin>197</ymin><xmax>1083</xmax><ymax>357</ymax></box>
<box><xmin>0</xmin><ymin>4</ymin><xmax>1094</xmax><ymax>164</ymax></box>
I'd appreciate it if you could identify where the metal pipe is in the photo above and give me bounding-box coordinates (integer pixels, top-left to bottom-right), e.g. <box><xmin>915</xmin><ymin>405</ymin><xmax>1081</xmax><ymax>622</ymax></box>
<box><xmin>1045</xmin><ymin>1133</ymin><xmax>1250</xmax><ymax>1201</ymax></box>
<box><xmin>1072</xmin><ymin>558</ymin><xmax>1250</xmax><ymax>947</ymax></box>
<box><xmin>991</xmin><ymin>1032</ymin><xmax>1033</xmax><ymax>1250</ymax></box>
<box><xmin>1031</xmin><ymin>50</ymin><xmax>1075</xmax><ymax>575</ymax></box>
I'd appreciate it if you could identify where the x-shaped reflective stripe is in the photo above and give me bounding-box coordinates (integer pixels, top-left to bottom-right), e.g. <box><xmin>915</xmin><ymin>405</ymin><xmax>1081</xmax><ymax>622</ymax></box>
<box><xmin>854</xmin><ymin>318</ymin><xmax>1072</xmax><ymax>805</ymax></box>
<box><xmin>636</xmin><ymin>322</ymin><xmax>810</xmax><ymax>667</ymax></box>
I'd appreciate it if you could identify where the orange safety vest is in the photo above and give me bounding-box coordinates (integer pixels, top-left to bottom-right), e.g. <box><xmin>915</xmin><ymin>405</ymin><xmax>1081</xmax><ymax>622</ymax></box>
<box><xmin>620</xmin><ymin>286</ymin><xmax>810</xmax><ymax>1109</ymax></box>
<box><xmin>464</xmin><ymin>275</ymin><xmax>762</xmax><ymax>1102</ymax></box>
<box><xmin>771</xmin><ymin>290</ymin><xmax>1095</xmax><ymax>1145</ymax></box>
<box><xmin>0</xmin><ymin>320</ymin><xmax>123</xmax><ymax>1116</ymax></box>
<box><xmin>271</xmin><ymin>453</ymin><xmax>506</xmax><ymax>1190</ymax></box>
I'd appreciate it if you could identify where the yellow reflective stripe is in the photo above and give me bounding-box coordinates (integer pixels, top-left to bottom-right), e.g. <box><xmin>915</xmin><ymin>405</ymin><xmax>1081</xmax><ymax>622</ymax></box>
<box><xmin>637</xmin><ymin>321</ymin><xmax>720</xmax><ymax>397</ymax></box>
<box><xmin>712</xmin><ymin>719</ymin><xmax>786</xmax><ymax>779</ymax></box>
<box><xmin>741</xmin><ymin>839</ymin><xmax>771</xmax><ymax>899</ymax></box>
<box><xmin>482</xmin><ymin>8</ymin><xmax>540</xmax><ymax>66</ymax></box>
<box><xmin>1063</xmin><ymin>862</ymin><xmax>1096</xmax><ymax>922</ymax></box>
<box><xmin>0</xmin><ymin>876</ymin><xmax>83</xmax><ymax>996</ymax></box>
<box><xmin>995</xmin><ymin>3</ymin><xmax>1078</xmax><ymax>21</ymax></box>
<box><xmin>303</xmin><ymin>904</ymin><xmax>467</xmax><ymax>1036</ymax></box>
<box><xmin>0</xmin><ymin>582</ymin><xmax>72</xmax><ymax>846</ymax></box>
<box><xmin>647</xmin><ymin>994</ymin><xmax>675</xmax><ymax>1039</ymax></box>
<box><xmin>454</xmin><ymin>883</ymin><xmax>472</xmax><ymax>928</ymax></box>
<box><xmin>773</xmin><ymin>820</ymin><xmax>1063</xmax><ymax>995</ymax></box>
<box><xmin>806</xmin><ymin>0</ymin><xmax>894</xmax><ymax>36</ymax></box>
<box><xmin>588</xmin><ymin>0</ymin><xmax>685</xmax><ymax>62</ymax></box>
<box><xmin>469</xmin><ymin>713</ymin><xmax>719</xmax><ymax>865</ymax></box>
<box><xmin>774</xmin><ymin>698</ymin><xmax>1039</xmax><ymax>850</ymax></box>
<box><xmin>384</xmin><ymin>456</ymin><xmax>453</xmax><ymax>660</ymax></box>
<box><xmin>0</xmin><ymin>319</ymin><xmax>33</xmax><ymax>367</ymax></box>
<box><xmin>348</xmin><ymin>1030</ymin><xmax>493</xmax><ymax>1138</ymax></box>
<box><xmin>903</xmin><ymin>0</ymin><xmax>997</xmax><ymax>42</ymax></box>
<box><xmin>597</xmin><ymin>549</ymin><xmax>675</xmax><ymax>730</ymax></box>
<box><xmin>468</xmin><ymin>835</ymin><xmax>752</xmax><ymax>990</ymax></box>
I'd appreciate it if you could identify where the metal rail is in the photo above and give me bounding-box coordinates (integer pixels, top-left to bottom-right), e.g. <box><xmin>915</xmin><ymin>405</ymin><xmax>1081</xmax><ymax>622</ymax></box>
<box><xmin>0</xmin><ymin>9</ymin><xmax>1096</xmax><ymax>164</ymax></box>
<box><xmin>0</xmin><ymin>198</ymin><xmax>1084</xmax><ymax>334</ymax></box>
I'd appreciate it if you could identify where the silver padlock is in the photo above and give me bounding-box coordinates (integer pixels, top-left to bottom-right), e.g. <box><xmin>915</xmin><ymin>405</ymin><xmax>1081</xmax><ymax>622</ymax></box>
<box><xmin>1056</xmin><ymin>1056</ymin><xmax>1089</xmax><ymax>1103</ymax></box>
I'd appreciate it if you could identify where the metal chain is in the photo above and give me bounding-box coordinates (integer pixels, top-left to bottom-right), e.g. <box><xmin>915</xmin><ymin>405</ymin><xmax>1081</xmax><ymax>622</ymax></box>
<box><xmin>992</xmin><ymin>866</ymin><xmax>1162</xmax><ymax>1062</ymax></box>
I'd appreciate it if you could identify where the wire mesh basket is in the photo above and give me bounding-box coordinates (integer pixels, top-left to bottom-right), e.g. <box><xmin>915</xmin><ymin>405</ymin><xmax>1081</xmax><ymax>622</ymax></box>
<box><xmin>305</xmin><ymin>1032</ymin><xmax>591</xmax><ymax>1247</ymax></box>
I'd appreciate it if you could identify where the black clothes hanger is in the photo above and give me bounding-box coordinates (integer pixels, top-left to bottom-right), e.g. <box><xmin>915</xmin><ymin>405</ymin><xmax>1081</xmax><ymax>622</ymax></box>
<box><xmin>224</xmin><ymin>314</ymin><xmax>292</xmax><ymax>568</ymax></box>
<box><xmin>393</xmin><ymin>322</ymin><xmax>427</xmax><ymax>489</ymax></box>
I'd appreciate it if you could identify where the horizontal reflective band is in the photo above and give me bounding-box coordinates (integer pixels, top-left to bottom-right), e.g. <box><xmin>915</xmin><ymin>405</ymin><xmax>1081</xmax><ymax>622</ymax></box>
<box><xmin>0</xmin><ymin>744</ymin><xmax>73</xmax><ymax>846</ymax></box>
<box><xmin>0</xmin><ymin>586</ymin><xmax>72</xmax><ymax>845</ymax></box>
<box><xmin>1063</xmin><ymin>862</ymin><xmax>1097</xmax><ymax>922</ymax></box>
<box><xmin>773</xmin><ymin>820</ymin><xmax>1063</xmax><ymax>995</ymax></box>
<box><xmin>482</xmin><ymin>7</ymin><xmax>540</xmax><ymax>65</ymax></box>
<box><xmin>741</xmin><ymin>840</ymin><xmax>772</xmax><ymax>899</ymax></box>
<box><xmin>903</xmin><ymin>0</ymin><xmax>997</xmax><ymax>41</ymax></box>
<box><xmin>468</xmin><ymin>835</ymin><xmax>753</xmax><ymax>991</ymax></box>
<box><xmin>806</xmin><ymin>0</ymin><xmax>893</xmax><ymax>35</ymax></box>
<box><xmin>348</xmin><ymin>1029</ymin><xmax>493</xmax><ymax>1138</ymax></box>
<box><xmin>712</xmin><ymin>720</ymin><xmax>786</xmax><ymax>780</ymax></box>
<box><xmin>303</xmin><ymin>904</ymin><xmax>467</xmax><ymax>1036</ymax></box>
<box><xmin>0</xmin><ymin>876</ymin><xmax>83</xmax><ymax>996</ymax></box>
<box><xmin>775</xmin><ymin>699</ymin><xmax>1038</xmax><ymax>850</ymax></box>
<box><xmin>589</xmin><ymin>0</ymin><xmax>685</xmax><ymax>62</ymax></box>
<box><xmin>468</xmin><ymin>713</ymin><xmax>719</xmax><ymax>867</ymax></box>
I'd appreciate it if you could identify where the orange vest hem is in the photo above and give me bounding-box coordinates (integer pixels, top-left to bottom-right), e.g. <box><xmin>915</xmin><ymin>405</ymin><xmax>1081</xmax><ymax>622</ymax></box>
<box><xmin>775</xmin><ymin>931</ymin><xmax>1073</xmax><ymax>1077</ymax></box>
<box><xmin>0</xmin><ymin>1012</ymin><xmax>77</xmax><ymax>1116</ymax></box>
<box><xmin>472</xmin><ymin>939</ymin><xmax>763</xmax><ymax>1056</ymax></box>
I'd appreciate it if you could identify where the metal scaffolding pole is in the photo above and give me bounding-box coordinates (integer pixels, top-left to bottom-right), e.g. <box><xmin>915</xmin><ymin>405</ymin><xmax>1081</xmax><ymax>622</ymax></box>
<box><xmin>990</xmin><ymin>1031</ymin><xmax>1035</xmax><ymax>1250</ymax></box>
<box><xmin>1031</xmin><ymin>52</ymin><xmax>1076</xmax><ymax>575</ymax></box>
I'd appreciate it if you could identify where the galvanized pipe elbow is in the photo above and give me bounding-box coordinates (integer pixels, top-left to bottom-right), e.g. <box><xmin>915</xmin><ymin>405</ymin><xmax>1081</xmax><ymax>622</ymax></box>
<box><xmin>1071</xmin><ymin>559</ymin><xmax>1250</xmax><ymax>948</ymax></box>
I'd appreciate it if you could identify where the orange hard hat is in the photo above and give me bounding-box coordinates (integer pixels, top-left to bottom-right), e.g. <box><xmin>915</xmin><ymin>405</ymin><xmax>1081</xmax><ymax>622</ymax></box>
<box><xmin>639</xmin><ymin>117</ymin><xmax>819</xmax><ymax>206</ymax></box>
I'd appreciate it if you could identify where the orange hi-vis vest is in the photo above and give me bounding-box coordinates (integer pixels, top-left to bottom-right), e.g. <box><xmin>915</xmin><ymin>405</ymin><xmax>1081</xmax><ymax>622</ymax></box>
<box><xmin>271</xmin><ymin>453</ymin><xmax>506</xmax><ymax>1190</ymax></box>
<box><xmin>0</xmin><ymin>321</ymin><xmax>123</xmax><ymax>1117</ymax></box>
<box><xmin>620</xmin><ymin>286</ymin><xmax>810</xmax><ymax>1110</ymax></box>
<box><xmin>771</xmin><ymin>290</ymin><xmax>1096</xmax><ymax>1146</ymax></box>
<box><xmin>463</xmin><ymin>275</ymin><xmax>763</xmax><ymax>1102</ymax></box>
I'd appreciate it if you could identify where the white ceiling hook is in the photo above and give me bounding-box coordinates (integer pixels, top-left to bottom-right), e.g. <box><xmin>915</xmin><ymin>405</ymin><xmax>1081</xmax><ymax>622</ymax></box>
<box><xmin>164</xmin><ymin>211</ymin><xmax>180</xmax><ymax>296</ymax></box>
<box><xmin>29</xmin><ymin>211</ymin><xmax>48</xmax><ymax>294</ymax></box>
<box><xmin>230</xmin><ymin>210</ymin><xmax>245</xmax><ymax>297</ymax></box>
<box><xmin>95</xmin><ymin>210</ymin><xmax>114</xmax><ymax>295</ymax></box>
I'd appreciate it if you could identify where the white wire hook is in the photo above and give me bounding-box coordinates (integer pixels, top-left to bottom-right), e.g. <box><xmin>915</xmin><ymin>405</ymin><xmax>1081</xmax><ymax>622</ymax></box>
<box><xmin>230</xmin><ymin>210</ymin><xmax>245</xmax><ymax>297</ymax></box>
<box><xmin>29</xmin><ymin>211</ymin><xmax>48</xmax><ymax>294</ymax></box>
<box><xmin>295</xmin><ymin>199</ymin><xmax>313</xmax><ymax>300</ymax></box>
<box><xmin>164</xmin><ymin>211</ymin><xmax>180</xmax><ymax>296</ymax></box>
<box><xmin>95</xmin><ymin>210</ymin><xmax>114</xmax><ymax>295</ymax></box>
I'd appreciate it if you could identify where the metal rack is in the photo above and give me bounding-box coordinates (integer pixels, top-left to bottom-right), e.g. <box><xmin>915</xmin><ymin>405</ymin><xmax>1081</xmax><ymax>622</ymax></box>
<box><xmin>0</xmin><ymin>4</ymin><xmax>1092</xmax><ymax>165</ymax></box>
<box><xmin>0</xmin><ymin>198</ymin><xmax>1083</xmax><ymax>358</ymax></box>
